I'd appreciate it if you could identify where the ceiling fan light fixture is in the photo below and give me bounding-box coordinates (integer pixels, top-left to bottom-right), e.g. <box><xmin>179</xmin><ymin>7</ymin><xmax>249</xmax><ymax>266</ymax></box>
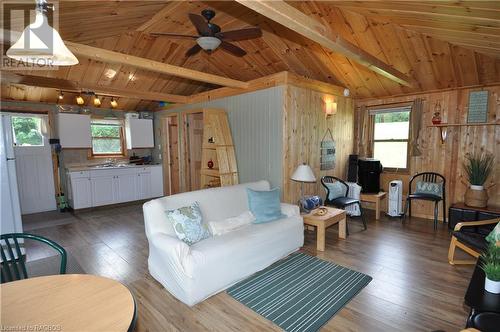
<box><xmin>6</xmin><ymin>0</ymin><xmax>78</xmax><ymax>66</ymax></box>
<box><xmin>196</xmin><ymin>36</ymin><xmax>221</xmax><ymax>51</ymax></box>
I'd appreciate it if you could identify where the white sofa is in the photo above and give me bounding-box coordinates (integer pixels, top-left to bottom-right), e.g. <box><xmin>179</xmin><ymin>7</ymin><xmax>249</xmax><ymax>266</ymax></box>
<box><xmin>143</xmin><ymin>180</ymin><xmax>304</xmax><ymax>306</ymax></box>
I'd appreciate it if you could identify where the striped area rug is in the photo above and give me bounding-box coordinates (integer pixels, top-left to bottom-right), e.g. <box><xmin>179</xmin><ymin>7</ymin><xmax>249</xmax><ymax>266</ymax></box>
<box><xmin>227</xmin><ymin>252</ymin><xmax>372</xmax><ymax>332</ymax></box>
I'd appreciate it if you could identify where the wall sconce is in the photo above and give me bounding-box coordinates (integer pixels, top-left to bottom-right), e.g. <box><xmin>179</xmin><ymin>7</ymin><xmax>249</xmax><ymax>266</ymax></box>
<box><xmin>324</xmin><ymin>97</ymin><xmax>337</xmax><ymax>118</ymax></box>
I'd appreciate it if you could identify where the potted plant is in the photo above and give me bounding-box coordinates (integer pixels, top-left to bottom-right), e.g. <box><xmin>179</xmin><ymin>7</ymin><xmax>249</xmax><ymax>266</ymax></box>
<box><xmin>481</xmin><ymin>243</ymin><xmax>500</xmax><ymax>294</ymax></box>
<box><xmin>463</xmin><ymin>152</ymin><xmax>494</xmax><ymax>207</ymax></box>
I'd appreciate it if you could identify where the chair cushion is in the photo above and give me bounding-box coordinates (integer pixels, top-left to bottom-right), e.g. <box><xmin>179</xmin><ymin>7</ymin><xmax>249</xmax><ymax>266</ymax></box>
<box><xmin>472</xmin><ymin>312</ymin><xmax>500</xmax><ymax>332</ymax></box>
<box><xmin>246</xmin><ymin>188</ymin><xmax>286</xmax><ymax>223</ymax></box>
<box><xmin>324</xmin><ymin>182</ymin><xmax>347</xmax><ymax>201</ymax></box>
<box><xmin>165</xmin><ymin>202</ymin><xmax>211</xmax><ymax>245</ymax></box>
<box><xmin>415</xmin><ymin>181</ymin><xmax>443</xmax><ymax>198</ymax></box>
<box><xmin>408</xmin><ymin>193</ymin><xmax>442</xmax><ymax>201</ymax></box>
<box><xmin>330</xmin><ymin>196</ymin><xmax>359</xmax><ymax>207</ymax></box>
<box><xmin>453</xmin><ymin>230</ymin><xmax>487</xmax><ymax>251</ymax></box>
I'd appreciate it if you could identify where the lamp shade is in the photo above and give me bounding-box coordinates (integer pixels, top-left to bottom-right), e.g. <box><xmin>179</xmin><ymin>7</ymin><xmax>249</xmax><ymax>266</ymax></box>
<box><xmin>196</xmin><ymin>36</ymin><xmax>221</xmax><ymax>51</ymax></box>
<box><xmin>291</xmin><ymin>164</ymin><xmax>316</xmax><ymax>182</ymax></box>
<box><xmin>6</xmin><ymin>12</ymin><xmax>78</xmax><ymax>66</ymax></box>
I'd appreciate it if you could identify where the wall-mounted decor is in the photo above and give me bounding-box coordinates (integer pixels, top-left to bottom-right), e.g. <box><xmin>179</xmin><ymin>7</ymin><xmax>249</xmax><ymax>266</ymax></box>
<box><xmin>467</xmin><ymin>90</ymin><xmax>489</xmax><ymax>123</ymax></box>
<box><xmin>320</xmin><ymin>128</ymin><xmax>336</xmax><ymax>170</ymax></box>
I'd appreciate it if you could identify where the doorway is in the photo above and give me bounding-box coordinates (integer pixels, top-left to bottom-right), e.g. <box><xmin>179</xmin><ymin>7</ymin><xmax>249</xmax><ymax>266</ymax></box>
<box><xmin>9</xmin><ymin>114</ymin><xmax>57</xmax><ymax>214</ymax></box>
<box><xmin>184</xmin><ymin>112</ymin><xmax>203</xmax><ymax>192</ymax></box>
<box><xmin>162</xmin><ymin>114</ymin><xmax>180</xmax><ymax>196</ymax></box>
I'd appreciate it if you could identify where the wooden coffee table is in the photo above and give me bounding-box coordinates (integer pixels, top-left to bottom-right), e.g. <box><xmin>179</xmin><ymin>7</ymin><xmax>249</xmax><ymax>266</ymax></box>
<box><xmin>0</xmin><ymin>274</ymin><xmax>136</xmax><ymax>332</ymax></box>
<box><xmin>303</xmin><ymin>207</ymin><xmax>346</xmax><ymax>251</ymax></box>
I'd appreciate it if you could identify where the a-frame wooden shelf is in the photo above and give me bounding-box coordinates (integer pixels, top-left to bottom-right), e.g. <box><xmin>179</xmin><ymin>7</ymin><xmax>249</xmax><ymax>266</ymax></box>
<box><xmin>200</xmin><ymin>109</ymin><xmax>239</xmax><ymax>189</ymax></box>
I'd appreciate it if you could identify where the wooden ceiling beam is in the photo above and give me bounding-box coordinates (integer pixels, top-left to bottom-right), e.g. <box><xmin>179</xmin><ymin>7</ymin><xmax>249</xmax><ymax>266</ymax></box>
<box><xmin>1</xmin><ymin>72</ymin><xmax>188</xmax><ymax>103</ymax></box>
<box><xmin>235</xmin><ymin>0</ymin><xmax>416</xmax><ymax>87</ymax></box>
<box><xmin>1</xmin><ymin>29</ymin><xmax>249</xmax><ymax>89</ymax></box>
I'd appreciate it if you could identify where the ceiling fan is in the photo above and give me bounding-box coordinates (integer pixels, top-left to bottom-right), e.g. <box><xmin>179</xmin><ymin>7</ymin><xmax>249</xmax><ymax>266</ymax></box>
<box><xmin>150</xmin><ymin>9</ymin><xmax>262</xmax><ymax>57</ymax></box>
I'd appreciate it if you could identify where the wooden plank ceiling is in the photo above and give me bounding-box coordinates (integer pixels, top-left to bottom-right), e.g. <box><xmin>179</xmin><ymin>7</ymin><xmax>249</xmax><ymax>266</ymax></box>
<box><xmin>1</xmin><ymin>1</ymin><xmax>499</xmax><ymax>110</ymax></box>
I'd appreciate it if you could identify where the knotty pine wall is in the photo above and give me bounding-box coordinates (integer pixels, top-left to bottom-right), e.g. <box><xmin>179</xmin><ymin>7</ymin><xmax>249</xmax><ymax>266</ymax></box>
<box><xmin>355</xmin><ymin>86</ymin><xmax>500</xmax><ymax>221</ymax></box>
<box><xmin>282</xmin><ymin>85</ymin><xmax>355</xmax><ymax>204</ymax></box>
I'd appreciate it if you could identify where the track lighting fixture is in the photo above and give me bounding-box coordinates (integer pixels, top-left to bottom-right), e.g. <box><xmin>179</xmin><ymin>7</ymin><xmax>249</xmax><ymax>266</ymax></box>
<box><xmin>58</xmin><ymin>90</ymin><xmax>64</xmax><ymax>100</ymax></box>
<box><xmin>110</xmin><ymin>97</ymin><xmax>118</xmax><ymax>109</ymax></box>
<box><xmin>93</xmin><ymin>95</ymin><xmax>101</xmax><ymax>107</ymax></box>
<box><xmin>76</xmin><ymin>94</ymin><xmax>84</xmax><ymax>105</ymax></box>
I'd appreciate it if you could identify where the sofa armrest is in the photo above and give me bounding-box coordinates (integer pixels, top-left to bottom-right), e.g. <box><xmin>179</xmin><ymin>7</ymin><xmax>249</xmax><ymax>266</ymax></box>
<box><xmin>281</xmin><ymin>203</ymin><xmax>300</xmax><ymax>217</ymax></box>
<box><xmin>454</xmin><ymin>218</ymin><xmax>500</xmax><ymax>231</ymax></box>
<box><xmin>149</xmin><ymin>233</ymin><xmax>193</xmax><ymax>278</ymax></box>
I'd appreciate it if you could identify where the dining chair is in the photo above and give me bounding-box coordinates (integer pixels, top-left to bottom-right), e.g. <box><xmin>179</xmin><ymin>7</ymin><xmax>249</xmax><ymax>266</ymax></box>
<box><xmin>402</xmin><ymin>172</ymin><xmax>446</xmax><ymax>230</ymax></box>
<box><xmin>321</xmin><ymin>176</ymin><xmax>367</xmax><ymax>234</ymax></box>
<box><xmin>1</xmin><ymin>233</ymin><xmax>67</xmax><ymax>283</ymax></box>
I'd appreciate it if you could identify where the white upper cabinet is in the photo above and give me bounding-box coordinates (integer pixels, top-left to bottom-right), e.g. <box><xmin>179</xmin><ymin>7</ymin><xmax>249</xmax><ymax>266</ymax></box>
<box><xmin>125</xmin><ymin>119</ymin><xmax>154</xmax><ymax>149</ymax></box>
<box><xmin>58</xmin><ymin>113</ymin><xmax>92</xmax><ymax>148</ymax></box>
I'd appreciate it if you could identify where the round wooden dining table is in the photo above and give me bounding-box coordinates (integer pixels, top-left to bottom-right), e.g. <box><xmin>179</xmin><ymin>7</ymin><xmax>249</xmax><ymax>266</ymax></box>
<box><xmin>0</xmin><ymin>274</ymin><xmax>136</xmax><ymax>332</ymax></box>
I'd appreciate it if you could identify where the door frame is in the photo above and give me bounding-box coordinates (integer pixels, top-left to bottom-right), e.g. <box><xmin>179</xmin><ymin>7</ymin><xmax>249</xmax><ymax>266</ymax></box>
<box><xmin>161</xmin><ymin>113</ymin><xmax>181</xmax><ymax>196</ymax></box>
<box><xmin>182</xmin><ymin>110</ymin><xmax>204</xmax><ymax>192</ymax></box>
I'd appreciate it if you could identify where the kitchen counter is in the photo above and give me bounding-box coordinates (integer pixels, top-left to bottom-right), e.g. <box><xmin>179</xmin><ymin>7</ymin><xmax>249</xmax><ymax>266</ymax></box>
<box><xmin>66</xmin><ymin>164</ymin><xmax>161</xmax><ymax>172</ymax></box>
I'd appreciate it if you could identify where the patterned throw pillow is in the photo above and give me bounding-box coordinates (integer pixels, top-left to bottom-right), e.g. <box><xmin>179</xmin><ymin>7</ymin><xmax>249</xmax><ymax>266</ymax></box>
<box><xmin>486</xmin><ymin>222</ymin><xmax>500</xmax><ymax>245</ymax></box>
<box><xmin>165</xmin><ymin>202</ymin><xmax>211</xmax><ymax>245</ymax></box>
<box><xmin>415</xmin><ymin>181</ymin><xmax>443</xmax><ymax>197</ymax></box>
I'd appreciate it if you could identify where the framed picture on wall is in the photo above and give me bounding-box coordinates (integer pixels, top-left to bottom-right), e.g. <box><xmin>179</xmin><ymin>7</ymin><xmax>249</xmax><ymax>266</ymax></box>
<box><xmin>320</xmin><ymin>129</ymin><xmax>336</xmax><ymax>170</ymax></box>
<box><xmin>467</xmin><ymin>90</ymin><xmax>489</xmax><ymax>123</ymax></box>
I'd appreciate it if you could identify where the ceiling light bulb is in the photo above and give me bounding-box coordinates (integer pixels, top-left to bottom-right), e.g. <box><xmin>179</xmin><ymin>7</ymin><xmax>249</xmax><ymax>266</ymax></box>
<box><xmin>196</xmin><ymin>36</ymin><xmax>221</xmax><ymax>51</ymax></box>
<box><xmin>93</xmin><ymin>95</ymin><xmax>101</xmax><ymax>107</ymax></box>
<box><xmin>110</xmin><ymin>98</ymin><xmax>118</xmax><ymax>109</ymax></box>
<box><xmin>58</xmin><ymin>91</ymin><xmax>64</xmax><ymax>100</ymax></box>
<box><xmin>6</xmin><ymin>0</ymin><xmax>78</xmax><ymax>66</ymax></box>
<box><xmin>76</xmin><ymin>95</ymin><xmax>84</xmax><ymax>105</ymax></box>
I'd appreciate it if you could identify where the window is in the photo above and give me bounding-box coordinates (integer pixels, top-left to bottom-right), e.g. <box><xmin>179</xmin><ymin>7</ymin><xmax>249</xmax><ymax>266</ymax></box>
<box><xmin>90</xmin><ymin>119</ymin><xmax>125</xmax><ymax>156</ymax></box>
<box><xmin>11</xmin><ymin>116</ymin><xmax>43</xmax><ymax>146</ymax></box>
<box><xmin>371</xmin><ymin>106</ymin><xmax>411</xmax><ymax>171</ymax></box>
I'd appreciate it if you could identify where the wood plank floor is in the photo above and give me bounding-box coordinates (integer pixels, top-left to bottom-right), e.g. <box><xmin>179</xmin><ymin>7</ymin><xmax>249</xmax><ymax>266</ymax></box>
<box><xmin>21</xmin><ymin>203</ymin><xmax>474</xmax><ymax>331</ymax></box>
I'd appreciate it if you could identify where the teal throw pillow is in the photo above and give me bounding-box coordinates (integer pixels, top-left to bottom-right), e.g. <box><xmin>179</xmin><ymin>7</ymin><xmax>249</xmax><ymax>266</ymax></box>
<box><xmin>247</xmin><ymin>188</ymin><xmax>286</xmax><ymax>224</ymax></box>
<box><xmin>324</xmin><ymin>182</ymin><xmax>347</xmax><ymax>201</ymax></box>
<box><xmin>485</xmin><ymin>222</ymin><xmax>500</xmax><ymax>244</ymax></box>
<box><xmin>165</xmin><ymin>202</ymin><xmax>211</xmax><ymax>245</ymax></box>
<box><xmin>415</xmin><ymin>181</ymin><xmax>443</xmax><ymax>197</ymax></box>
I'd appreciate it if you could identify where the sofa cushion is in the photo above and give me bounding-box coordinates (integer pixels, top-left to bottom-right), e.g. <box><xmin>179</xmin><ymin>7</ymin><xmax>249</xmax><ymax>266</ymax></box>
<box><xmin>165</xmin><ymin>202</ymin><xmax>211</xmax><ymax>245</ymax></box>
<box><xmin>247</xmin><ymin>188</ymin><xmax>286</xmax><ymax>223</ymax></box>
<box><xmin>208</xmin><ymin>211</ymin><xmax>255</xmax><ymax>236</ymax></box>
<box><xmin>143</xmin><ymin>180</ymin><xmax>271</xmax><ymax>238</ymax></box>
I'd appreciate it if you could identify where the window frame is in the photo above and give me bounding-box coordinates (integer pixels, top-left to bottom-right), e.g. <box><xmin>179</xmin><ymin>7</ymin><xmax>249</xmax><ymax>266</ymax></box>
<box><xmin>370</xmin><ymin>104</ymin><xmax>412</xmax><ymax>173</ymax></box>
<box><xmin>89</xmin><ymin>118</ymin><xmax>126</xmax><ymax>158</ymax></box>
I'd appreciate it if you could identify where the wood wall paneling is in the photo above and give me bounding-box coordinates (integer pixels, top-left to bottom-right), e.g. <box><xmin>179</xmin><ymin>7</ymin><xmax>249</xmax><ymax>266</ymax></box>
<box><xmin>355</xmin><ymin>86</ymin><xmax>500</xmax><ymax>220</ymax></box>
<box><xmin>282</xmin><ymin>85</ymin><xmax>355</xmax><ymax>204</ymax></box>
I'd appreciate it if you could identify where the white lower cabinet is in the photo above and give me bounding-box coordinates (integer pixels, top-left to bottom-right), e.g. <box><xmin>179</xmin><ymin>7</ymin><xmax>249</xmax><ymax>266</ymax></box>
<box><xmin>67</xmin><ymin>165</ymin><xmax>163</xmax><ymax>209</ymax></box>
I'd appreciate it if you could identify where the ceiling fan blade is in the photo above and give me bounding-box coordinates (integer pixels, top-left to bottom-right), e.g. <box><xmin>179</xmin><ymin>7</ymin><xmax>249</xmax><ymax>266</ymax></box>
<box><xmin>216</xmin><ymin>27</ymin><xmax>262</xmax><ymax>41</ymax></box>
<box><xmin>150</xmin><ymin>32</ymin><xmax>198</xmax><ymax>40</ymax></box>
<box><xmin>185</xmin><ymin>44</ymin><xmax>202</xmax><ymax>57</ymax></box>
<box><xmin>189</xmin><ymin>13</ymin><xmax>211</xmax><ymax>36</ymax></box>
<box><xmin>220</xmin><ymin>41</ymin><xmax>247</xmax><ymax>57</ymax></box>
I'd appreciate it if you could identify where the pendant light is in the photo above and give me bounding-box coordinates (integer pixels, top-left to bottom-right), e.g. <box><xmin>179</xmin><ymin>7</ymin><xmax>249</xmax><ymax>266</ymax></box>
<box><xmin>6</xmin><ymin>0</ymin><xmax>78</xmax><ymax>66</ymax></box>
<box><xmin>110</xmin><ymin>97</ymin><xmax>118</xmax><ymax>109</ymax></box>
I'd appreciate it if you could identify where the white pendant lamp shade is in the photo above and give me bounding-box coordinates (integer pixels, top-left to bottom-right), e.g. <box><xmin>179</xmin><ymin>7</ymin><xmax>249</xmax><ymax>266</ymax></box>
<box><xmin>6</xmin><ymin>11</ymin><xmax>78</xmax><ymax>66</ymax></box>
<box><xmin>291</xmin><ymin>164</ymin><xmax>316</xmax><ymax>182</ymax></box>
<box><xmin>196</xmin><ymin>36</ymin><xmax>221</xmax><ymax>51</ymax></box>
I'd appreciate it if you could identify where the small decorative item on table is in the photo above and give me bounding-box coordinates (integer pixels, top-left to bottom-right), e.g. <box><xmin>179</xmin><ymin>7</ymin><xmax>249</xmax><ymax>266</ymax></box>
<box><xmin>207</xmin><ymin>159</ymin><xmax>214</xmax><ymax>169</ymax></box>
<box><xmin>314</xmin><ymin>206</ymin><xmax>328</xmax><ymax>216</ymax></box>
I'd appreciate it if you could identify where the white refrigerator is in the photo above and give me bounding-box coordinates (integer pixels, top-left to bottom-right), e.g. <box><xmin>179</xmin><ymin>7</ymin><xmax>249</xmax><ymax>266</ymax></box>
<box><xmin>1</xmin><ymin>115</ymin><xmax>23</xmax><ymax>234</ymax></box>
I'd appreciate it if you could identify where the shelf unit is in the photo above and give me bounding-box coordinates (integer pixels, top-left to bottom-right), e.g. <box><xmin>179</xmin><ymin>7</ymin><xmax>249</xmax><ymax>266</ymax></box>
<box><xmin>200</xmin><ymin>109</ymin><xmax>239</xmax><ymax>189</ymax></box>
<box><xmin>428</xmin><ymin>122</ymin><xmax>498</xmax><ymax>143</ymax></box>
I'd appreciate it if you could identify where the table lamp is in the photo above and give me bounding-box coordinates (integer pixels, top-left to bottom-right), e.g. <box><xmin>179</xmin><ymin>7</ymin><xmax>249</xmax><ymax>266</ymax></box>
<box><xmin>291</xmin><ymin>163</ymin><xmax>316</xmax><ymax>212</ymax></box>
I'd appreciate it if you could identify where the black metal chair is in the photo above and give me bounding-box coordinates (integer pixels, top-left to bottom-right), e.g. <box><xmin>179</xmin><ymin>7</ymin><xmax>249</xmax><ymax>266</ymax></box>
<box><xmin>1</xmin><ymin>233</ymin><xmax>67</xmax><ymax>283</ymax></box>
<box><xmin>402</xmin><ymin>172</ymin><xmax>446</xmax><ymax>230</ymax></box>
<box><xmin>321</xmin><ymin>176</ymin><xmax>367</xmax><ymax>234</ymax></box>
